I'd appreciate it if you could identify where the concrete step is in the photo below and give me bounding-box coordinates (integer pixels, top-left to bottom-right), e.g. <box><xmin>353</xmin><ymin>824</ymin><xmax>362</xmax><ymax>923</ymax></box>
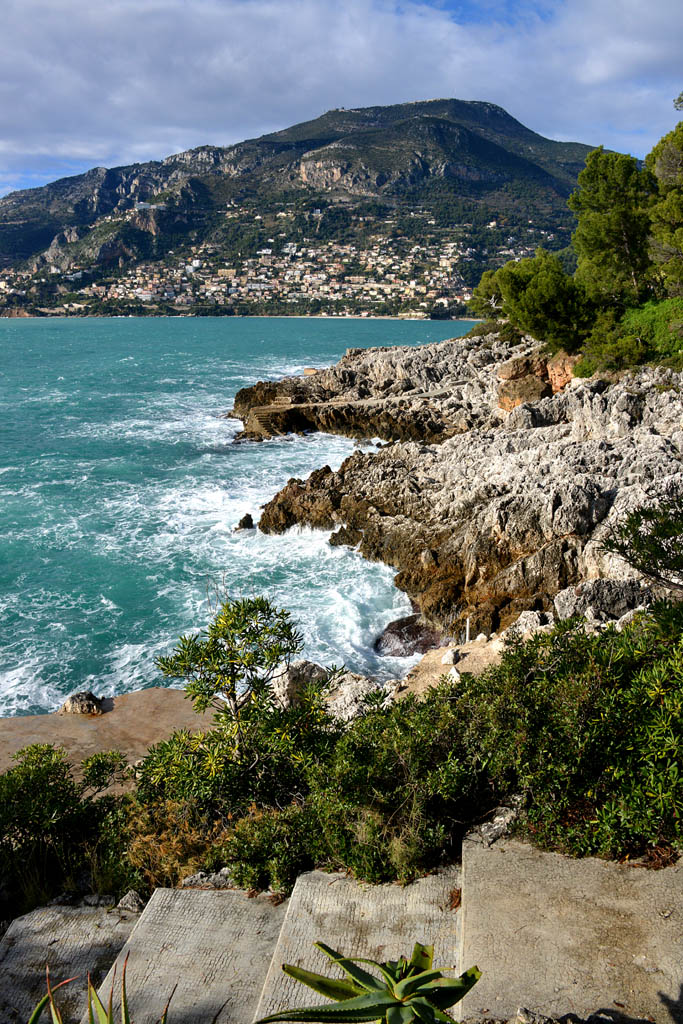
<box><xmin>0</xmin><ymin>903</ymin><xmax>138</xmax><ymax>1024</ymax></box>
<box><xmin>459</xmin><ymin>835</ymin><xmax>683</xmax><ymax>1024</ymax></box>
<box><xmin>87</xmin><ymin>888</ymin><xmax>287</xmax><ymax>1024</ymax></box>
<box><xmin>254</xmin><ymin>868</ymin><xmax>461</xmax><ymax>1022</ymax></box>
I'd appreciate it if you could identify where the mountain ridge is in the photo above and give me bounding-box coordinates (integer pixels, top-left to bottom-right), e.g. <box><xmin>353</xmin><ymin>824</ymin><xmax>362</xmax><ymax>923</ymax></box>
<box><xmin>0</xmin><ymin>98</ymin><xmax>595</xmax><ymax>285</ymax></box>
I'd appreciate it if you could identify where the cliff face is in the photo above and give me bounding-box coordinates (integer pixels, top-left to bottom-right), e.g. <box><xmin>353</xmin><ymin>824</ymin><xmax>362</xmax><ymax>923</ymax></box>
<box><xmin>247</xmin><ymin>334</ymin><xmax>683</xmax><ymax>633</ymax></box>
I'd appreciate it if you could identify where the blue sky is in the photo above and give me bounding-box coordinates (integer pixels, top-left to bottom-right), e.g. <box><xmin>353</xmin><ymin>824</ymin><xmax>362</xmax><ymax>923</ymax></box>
<box><xmin>1</xmin><ymin>0</ymin><xmax>681</xmax><ymax>197</ymax></box>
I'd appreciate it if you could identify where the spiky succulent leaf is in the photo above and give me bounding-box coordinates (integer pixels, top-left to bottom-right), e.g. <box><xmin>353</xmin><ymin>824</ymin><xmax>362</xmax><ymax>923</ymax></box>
<box><xmin>409</xmin><ymin>944</ymin><xmax>434</xmax><ymax>974</ymax></box>
<box><xmin>121</xmin><ymin>956</ymin><xmax>131</xmax><ymax>1024</ymax></box>
<box><xmin>28</xmin><ymin>995</ymin><xmax>51</xmax><ymax>1024</ymax></box>
<box><xmin>314</xmin><ymin>943</ymin><xmax>386</xmax><ymax>992</ymax></box>
<box><xmin>255</xmin><ymin>990</ymin><xmax>399</xmax><ymax>1023</ymax></box>
<box><xmin>407</xmin><ymin>996</ymin><xmax>457</xmax><ymax>1023</ymax></box>
<box><xmin>418</xmin><ymin>967</ymin><xmax>481</xmax><ymax>1010</ymax></box>
<box><xmin>386</xmin><ymin>1004</ymin><xmax>416</xmax><ymax>1024</ymax></box>
<box><xmin>394</xmin><ymin>969</ymin><xmax>444</xmax><ymax>1000</ymax></box>
<box><xmin>283</xmin><ymin>964</ymin><xmax>363</xmax><ymax>1002</ymax></box>
<box><xmin>87</xmin><ymin>983</ymin><xmax>110</xmax><ymax>1024</ymax></box>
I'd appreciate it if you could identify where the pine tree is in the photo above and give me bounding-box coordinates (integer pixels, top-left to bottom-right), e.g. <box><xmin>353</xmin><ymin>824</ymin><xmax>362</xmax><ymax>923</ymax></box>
<box><xmin>646</xmin><ymin>122</ymin><xmax>683</xmax><ymax>296</ymax></box>
<box><xmin>568</xmin><ymin>148</ymin><xmax>657</xmax><ymax>308</ymax></box>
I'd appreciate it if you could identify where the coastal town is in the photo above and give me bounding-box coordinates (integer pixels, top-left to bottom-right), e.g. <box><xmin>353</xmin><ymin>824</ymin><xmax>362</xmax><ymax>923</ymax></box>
<box><xmin>0</xmin><ymin>217</ymin><xmax>555</xmax><ymax>317</ymax></box>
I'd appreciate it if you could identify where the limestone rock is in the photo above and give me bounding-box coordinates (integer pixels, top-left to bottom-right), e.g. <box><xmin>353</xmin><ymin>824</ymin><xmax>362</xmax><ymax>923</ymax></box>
<box><xmin>326</xmin><ymin>671</ymin><xmax>390</xmax><ymax>721</ymax></box>
<box><xmin>58</xmin><ymin>691</ymin><xmax>104</xmax><ymax>715</ymax></box>
<box><xmin>271</xmin><ymin>660</ymin><xmax>329</xmax><ymax>709</ymax></box>
<box><xmin>554</xmin><ymin>579</ymin><xmax>654</xmax><ymax>623</ymax></box>
<box><xmin>503</xmin><ymin>610</ymin><xmax>555</xmax><ymax>641</ymax></box>
<box><xmin>180</xmin><ymin>867</ymin><xmax>235</xmax><ymax>889</ymax></box>
<box><xmin>441</xmin><ymin>648</ymin><xmax>458</xmax><ymax>666</ymax></box>
<box><xmin>116</xmin><ymin>889</ymin><xmax>146</xmax><ymax>912</ymax></box>
<box><xmin>235</xmin><ymin>512</ymin><xmax>255</xmax><ymax>530</ymax></box>
<box><xmin>260</xmin><ymin>363</ymin><xmax>682</xmax><ymax>634</ymax></box>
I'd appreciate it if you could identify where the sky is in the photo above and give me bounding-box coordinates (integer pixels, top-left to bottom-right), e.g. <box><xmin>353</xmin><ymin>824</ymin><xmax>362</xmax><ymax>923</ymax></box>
<box><xmin>1</xmin><ymin>0</ymin><xmax>681</xmax><ymax>197</ymax></box>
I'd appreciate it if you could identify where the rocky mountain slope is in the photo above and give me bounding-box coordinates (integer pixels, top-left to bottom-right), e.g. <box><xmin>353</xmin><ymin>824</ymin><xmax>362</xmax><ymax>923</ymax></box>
<box><xmin>0</xmin><ymin>99</ymin><xmax>593</xmax><ymax>269</ymax></box>
<box><xmin>235</xmin><ymin>332</ymin><xmax>683</xmax><ymax>634</ymax></box>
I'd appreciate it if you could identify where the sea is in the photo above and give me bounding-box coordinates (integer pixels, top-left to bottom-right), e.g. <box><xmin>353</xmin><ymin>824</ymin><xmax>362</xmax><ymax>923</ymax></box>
<box><xmin>0</xmin><ymin>316</ymin><xmax>474</xmax><ymax>717</ymax></box>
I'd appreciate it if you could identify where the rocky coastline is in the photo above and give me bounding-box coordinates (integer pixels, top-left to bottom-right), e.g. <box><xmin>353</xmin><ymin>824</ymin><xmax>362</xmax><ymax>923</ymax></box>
<box><xmin>235</xmin><ymin>329</ymin><xmax>683</xmax><ymax>635</ymax></box>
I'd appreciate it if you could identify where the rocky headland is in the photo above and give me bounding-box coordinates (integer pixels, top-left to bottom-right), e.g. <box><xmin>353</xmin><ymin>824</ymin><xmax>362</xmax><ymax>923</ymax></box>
<box><xmin>235</xmin><ymin>330</ymin><xmax>683</xmax><ymax>635</ymax></box>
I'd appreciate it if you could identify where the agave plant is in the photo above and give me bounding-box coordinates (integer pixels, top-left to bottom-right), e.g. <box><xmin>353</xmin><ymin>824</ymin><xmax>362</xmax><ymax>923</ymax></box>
<box><xmin>255</xmin><ymin>941</ymin><xmax>480</xmax><ymax>1023</ymax></box>
<box><xmin>28</xmin><ymin>956</ymin><xmax>173</xmax><ymax>1024</ymax></box>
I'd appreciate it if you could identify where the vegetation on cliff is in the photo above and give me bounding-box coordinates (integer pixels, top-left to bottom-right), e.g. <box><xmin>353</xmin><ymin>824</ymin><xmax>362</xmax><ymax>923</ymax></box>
<box><xmin>2</xmin><ymin>496</ymin><xmax>682</xmax><ymax>919</ymax></box>
<box><xmin>470</xmin><ymin>103</ymin><xmax>683</xmax><ymax>372</ymax></box>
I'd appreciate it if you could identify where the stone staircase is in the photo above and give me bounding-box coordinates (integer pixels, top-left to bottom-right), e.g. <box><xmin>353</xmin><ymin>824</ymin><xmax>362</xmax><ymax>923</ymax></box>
<box><xmin>1</xmin><ymin>839</ymin><xmax>681</xmax><ymax>1024</ymax></box>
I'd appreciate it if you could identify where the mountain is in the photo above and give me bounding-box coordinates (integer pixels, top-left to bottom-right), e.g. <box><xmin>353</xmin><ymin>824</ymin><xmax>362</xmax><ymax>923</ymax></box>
<box><xmin>0</xmin><ymin>99</ymin><xmax>595</xmax><ymax>272</ymax></box>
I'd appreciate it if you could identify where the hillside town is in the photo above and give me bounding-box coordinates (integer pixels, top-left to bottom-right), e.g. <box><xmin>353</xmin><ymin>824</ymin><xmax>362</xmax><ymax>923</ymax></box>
<box><xmin>0</xmin><ymin>224</ymin><xmax>552</xmax><ymax>318</ymax></box>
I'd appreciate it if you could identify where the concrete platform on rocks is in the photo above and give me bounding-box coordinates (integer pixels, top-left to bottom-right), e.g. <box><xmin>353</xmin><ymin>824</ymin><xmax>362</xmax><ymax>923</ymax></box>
<box><xmin>254</xmin><ymin>868</ymin><xmax>462</xmax><ymax>1021</ymax></box>
<box><xmin>0</xmin><ymin>904</ymin><xmax>138</xmax><ymax>1024</ymax></box>
<box><xmin>459</xmin><ymin>837</ymin><xmax>683</xmax><ymax>1024</ymax></box>
<box><xmin>90</xmin><ymin>888</ymin><xmax>287</xmax><ymax>1024</ymax></box>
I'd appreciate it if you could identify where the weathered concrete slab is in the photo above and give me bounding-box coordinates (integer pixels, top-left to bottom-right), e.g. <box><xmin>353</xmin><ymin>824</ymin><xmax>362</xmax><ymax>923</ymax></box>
<box><xmin>89</xmin><ymin>888</ymin><xmax>287</xmax><ymax>1024</ymax></box>
<box><xmin>459</xmin><ymin>837</ymin><xmax>683</xmax><ymax>1023</ymax></box>
<box><xmin>254</xmin><ymin>868</ymin><xmax>461</xmax><ymax>1021</ymax></box>
<box><xmin>0</xmin><ymin>905</ymin><xmax>138</xmax><ymax>1024</ymax></box>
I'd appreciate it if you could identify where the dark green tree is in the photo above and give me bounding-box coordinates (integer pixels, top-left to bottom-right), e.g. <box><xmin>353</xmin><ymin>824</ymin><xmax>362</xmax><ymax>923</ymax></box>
<box><xmin>495</xmin><ymin>248</ymin><xmax>592</xmax><ymax>353</ymax></box>
<box><xmin>156</xmin><ymin>596</ymin><xmax>304</xmax><ymax>752</ymax></box>
<box><xmin>646</xmin><ymin>121</ymin><xmax>683</xmax><ymax>296</ymax></box>
<box><xmin>568</xmin><ymin>148</ymin><xmax>657</xmax><ymax>308</ymax></box>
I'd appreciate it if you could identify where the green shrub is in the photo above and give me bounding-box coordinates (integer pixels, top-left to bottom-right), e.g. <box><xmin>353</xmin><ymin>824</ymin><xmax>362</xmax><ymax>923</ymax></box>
<box><xmin>135</xmin><ymin>684</ymin><xmax>340</xmax><ymax>817</ymax></box>
<box><xmin>454</xmin><ymin>605</ymin><xmax>683</xmax><ymax>856</ymax></box>
<box><xmin>575</xmin><ymin>298</ymin><xmax>683</xmax><ymax>374</ymax></box>
<box><xmin>0</xmin><ymin>745</ymin><xmax>129</xmax><ymax>916</ymax></box>
<box><xmin>224</xmin><ymin>803</ymin><xmax>326</xmax><ymax>894</ymax></box>
<box><xmin>307</xmin><ymin>688</ymin><xmax>484</xmax><ymax>884</ymax></box>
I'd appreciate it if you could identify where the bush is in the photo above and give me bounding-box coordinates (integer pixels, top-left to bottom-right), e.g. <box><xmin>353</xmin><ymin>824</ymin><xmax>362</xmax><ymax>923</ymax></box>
<box><xmin>0</xmin><ymin>745</ymin><xmax>129</xmax><ymax>916</ymax></box>
<box><xmin>454</xmin><ymin>606</ymin><xmax>683</xmax><ymax>856</ymax></box>
<box><xmin>575</xmin><ymin>298</ymin><xmax>683</xmax><ymax>374</ymax></box>
<box><xmin>224</xmin><ymin>804</ymin><xmax>326</xmax><ymax>894</ymax></box>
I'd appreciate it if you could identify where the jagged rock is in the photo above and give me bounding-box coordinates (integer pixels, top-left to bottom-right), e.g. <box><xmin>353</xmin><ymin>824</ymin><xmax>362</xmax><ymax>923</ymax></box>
<box><xmin>503</xmin><ymin>610</ymin><xmax>555</xmax><ymax>640</ymax></box>
<box><xmin>373</xmin><ymin>614</ymin><xmax>443</xmax><ymax>656</ymax></box>
<box><xmin>58</xmin><ymin>691</ymin><xmax>104</xmax><ymax>715</ymax></box>
<box><xmin>441</xmin><ymin>648</ymin><xmax>458</xmax><ymax>666</ymax></box>
<box><xmin>473</xmin><ymin>796</ymin><xmax>524</xmax><ymax>847</ymax></box>
<box><xmin>554</xmin><ymin>579</ymin><xmax>654</xmax><ymax>623</ymax></box>
<box><xmin>325</xmin><ymin>671</ymin><xmax>390</xmax><ymax>721</ymax></box>
<box><xmin>271</xmin><ymin>660</ymin><xmax>330</xmax><ymax>708</ymax></box>
<box><xmin>258</xmin><ymin>354</ymin><xmax>682</xmax><ymax>634</ymax></box>
<box><xmin>180</xmin><ymin>867</ymin><xmax>235</xmax><ymax>890</ymax></box>
<box><xmin>116</xmin><ymin>889</ymin><xmax>146</xmax><ymax>912</ymax></box>
<box><xmin>235</xmin><ymin>512</ymin><xmax>255</xmax><ymax>530</ymax></box>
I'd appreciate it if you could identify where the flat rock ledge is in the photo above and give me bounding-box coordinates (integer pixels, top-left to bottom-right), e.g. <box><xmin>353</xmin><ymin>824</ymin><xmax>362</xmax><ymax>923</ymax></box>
<box><xmin>256</xmin><ymin>340</ymin><xmax>683</xmax><ymax>633</ymax></box>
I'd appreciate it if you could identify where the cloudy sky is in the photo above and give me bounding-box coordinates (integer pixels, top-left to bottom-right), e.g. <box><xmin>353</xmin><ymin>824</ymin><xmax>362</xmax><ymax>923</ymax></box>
<box><xmin>1</xmin><ymin>0</ymin><xmax>681</xmax><ymax>196</ymax></box>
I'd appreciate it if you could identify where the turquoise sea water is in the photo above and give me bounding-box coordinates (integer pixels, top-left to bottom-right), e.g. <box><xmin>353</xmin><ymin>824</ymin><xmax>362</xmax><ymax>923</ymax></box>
<box><xmin>0</xmin><ymin>316</ymin><xmax>473</xmax><ymax>717</ymax></box>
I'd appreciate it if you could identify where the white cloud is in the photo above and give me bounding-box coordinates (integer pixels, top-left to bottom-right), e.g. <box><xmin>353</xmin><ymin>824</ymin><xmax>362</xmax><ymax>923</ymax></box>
<box><xmin>0</xmin><ymin>0</ymin><xmax>681</xmax><ymax>195</ymax></box>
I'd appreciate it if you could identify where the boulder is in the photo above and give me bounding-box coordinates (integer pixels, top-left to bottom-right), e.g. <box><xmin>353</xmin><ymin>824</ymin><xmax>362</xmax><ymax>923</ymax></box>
<box><xmin>373</xmin><ymin>614</ymin><xmax>443</xmax><ymax>657</ymax></box>
<box><xmin>547</xmin><ymin>351</ymin><xmax>581</xmax><ymax>392</ymax></box>
<box><xmin>326</xmin><ymin>671</ymin><xmax>390</xmax><ymax>722</ymax></box>
<box><xmin>498</xmin><ymin>375</ymin><xmax>552</xmax><ymax>411</ymax></box>
<box><xmin>271</xmin><ymin>660</ymin><xmax>329</xmax><ymax>709</ymax></box>
<box><xmin>502</xmin><ymin>609</ymin><xmax>555</xmax><ymax>641</ymax></box>
<box><xmin>117</xmin><ymin>889</ymin><xmax>146</xmax><ymax>912</ymax></box>
<box><xmin>235</xmin><ymin>512</ymin><xmax>255</xmax><ymax>531</ymax></box>
<box><xmin>58</xmin><ymin>691</ymin><xmax>104</xmax><ymax>715</ymax></box>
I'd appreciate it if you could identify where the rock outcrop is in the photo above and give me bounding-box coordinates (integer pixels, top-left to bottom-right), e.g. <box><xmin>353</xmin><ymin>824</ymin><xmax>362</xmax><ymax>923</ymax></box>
<box><xmin>253</xmin><ymin>332</ymin><xmax>683</xmax><ymax>633</ymax></box>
